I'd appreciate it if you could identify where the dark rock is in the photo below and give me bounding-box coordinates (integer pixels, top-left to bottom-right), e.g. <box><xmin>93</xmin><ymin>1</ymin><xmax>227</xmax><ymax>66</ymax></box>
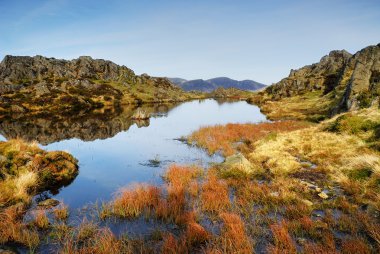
<box><xmin>37</xmin><ymin>198</ymin><xmax>60</xmax><ymax>208</ymax></box>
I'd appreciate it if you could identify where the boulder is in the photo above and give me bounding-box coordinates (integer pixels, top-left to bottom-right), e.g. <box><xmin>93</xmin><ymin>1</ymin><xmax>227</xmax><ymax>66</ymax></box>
<box><xmin>220</xmin><ymin>153</ymin><xmax>255</xmax><ymax>175</ymax></box>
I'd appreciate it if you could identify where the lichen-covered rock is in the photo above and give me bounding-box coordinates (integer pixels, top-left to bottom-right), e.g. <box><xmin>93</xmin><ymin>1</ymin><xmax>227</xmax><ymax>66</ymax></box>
<box><xmin>220</xmin><ymin>153</ymin><xmax>256</xmax><ymax>175</ymax></box>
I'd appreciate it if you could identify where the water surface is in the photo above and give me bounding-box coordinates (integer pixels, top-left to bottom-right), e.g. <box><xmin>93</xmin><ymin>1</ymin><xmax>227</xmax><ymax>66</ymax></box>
<box><xmin>0</xmin><ymin>99</ymin><xmax>266</xmax><ymax>208</ymax></box>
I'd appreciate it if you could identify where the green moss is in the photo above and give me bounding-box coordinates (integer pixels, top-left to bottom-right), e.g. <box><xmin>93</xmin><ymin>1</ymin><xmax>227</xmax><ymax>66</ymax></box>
<box><xmin>327</xmin><ymin>115</ymin><xmax>378</xmax><ymax>134</ymax></box>
<box><xmin>348</xmin><ymin>167</ymin><xmax>373</xmax><ymax>181</ymax></box>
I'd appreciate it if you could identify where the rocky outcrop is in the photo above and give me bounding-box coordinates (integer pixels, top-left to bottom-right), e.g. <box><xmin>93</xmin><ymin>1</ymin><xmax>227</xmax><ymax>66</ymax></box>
<box><xmin>0</xmin><ymin>55</ymin><xmax>193</xmax><ymax>115</ymax></box>
<box><xmin>0</xmin><ymin>55</ymin><xmax>135</xmax><ymax>83</ymax></box>
<box><xmin>262</xmin><ymin>43</ymin><xmax>380</xmax><ymax>115</ymax></box>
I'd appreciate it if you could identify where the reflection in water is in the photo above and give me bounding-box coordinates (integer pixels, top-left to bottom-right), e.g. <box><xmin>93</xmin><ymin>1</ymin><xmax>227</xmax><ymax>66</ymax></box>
<box><xmin>0</xmin><ymin>99</ymin><xmax>267</xmax><ymax>208</ymax></box>
<box><xmin>0</xmin><ymin>103</ymin><xmax>178</xmax><ymax>145</ymax></box>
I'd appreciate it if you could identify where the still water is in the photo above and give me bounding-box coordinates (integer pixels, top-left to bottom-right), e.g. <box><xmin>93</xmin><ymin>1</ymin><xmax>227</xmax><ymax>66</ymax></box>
<box><xmin>0</xmin><ymin>99</ymin><xmax>266</xmax><ymax>208</ymax></box>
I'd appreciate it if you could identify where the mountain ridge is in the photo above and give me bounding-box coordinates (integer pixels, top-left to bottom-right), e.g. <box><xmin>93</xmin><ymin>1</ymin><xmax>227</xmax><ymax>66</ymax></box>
<box><xmin>168</xmin><ymin>77</ymin><xmax>265</xmax><ymax>92</ymax></box>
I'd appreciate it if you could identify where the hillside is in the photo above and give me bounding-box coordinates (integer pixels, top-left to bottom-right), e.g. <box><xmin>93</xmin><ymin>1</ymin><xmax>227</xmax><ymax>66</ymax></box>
<box><xmin>168</xmin><ymin>77</ymin><xmax>265</xmax><ymax>92</ymax></box>
<box><xmin>0</xmin><ymin>55</ymin><xmax>199</xmax><ymax>115</ymax></box>
<box><xmin>250</xmin><ymin>43</ymin><xmax>380</xmax><ymax>121</ymax></box>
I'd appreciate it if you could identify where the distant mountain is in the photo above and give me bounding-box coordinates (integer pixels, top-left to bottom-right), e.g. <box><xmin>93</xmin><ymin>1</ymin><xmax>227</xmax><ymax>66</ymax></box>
<box><xmin>168</xmin><ymin>77</ymin><xmax>265</xmax><ymax>92</ymax></box>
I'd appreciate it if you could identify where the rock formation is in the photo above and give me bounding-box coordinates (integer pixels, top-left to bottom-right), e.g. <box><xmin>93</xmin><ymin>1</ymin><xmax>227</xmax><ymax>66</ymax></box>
<box><xmin>0</xmin><ymin>55</ymin><xmax>194</xmax><ymax>115</ymax></box>
<box><xmin>261</xmin><ymin>43</ymin><xmax>380</xmax><ymax>115</ymax></box>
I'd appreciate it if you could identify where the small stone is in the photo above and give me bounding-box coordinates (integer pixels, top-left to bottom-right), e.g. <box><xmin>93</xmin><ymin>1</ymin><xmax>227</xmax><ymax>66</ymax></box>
<box><xmin>270</xmin><ymin>192</ymin><xmax>279</xmax><ymax>197</ymax></box>
<box><xmin>37</xmin><ymin>198</ymin><xmax>60</xmax><ymax>208</ymax></box>
<box><xmin>296</xmin><ymin>237</ymin><xmax>307</xmax><ymax>245</ymax></box>
<box><xmin>302</xmin><ymin>199</ymin><xmax>314</xmax><ymax>206</ymax></box>
<box><xmin>10</xmin><ymin>105</ymin><xmax>25</xmax><ymax>113</ymax></box>
<box><xmin>318</xmin><ymin>192</ymin><xmax>329</xmax><ymax>199</ymax></box>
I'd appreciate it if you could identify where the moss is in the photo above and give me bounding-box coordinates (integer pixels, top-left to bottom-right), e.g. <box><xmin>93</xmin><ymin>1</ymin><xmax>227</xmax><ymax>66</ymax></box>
<box><xmin>348</xmin><ymin>167</ymin><xmax>373</xmax><ymax>181</ymax></box>
<box><xmin>0</xmin><ymin>139</ymin><xmax>78</xmax><ymax>207</ymax></box>
<box><xmin>327</xmin><ymin>115</ymin><xmax>378</xmax><ymax>134</ymax></box>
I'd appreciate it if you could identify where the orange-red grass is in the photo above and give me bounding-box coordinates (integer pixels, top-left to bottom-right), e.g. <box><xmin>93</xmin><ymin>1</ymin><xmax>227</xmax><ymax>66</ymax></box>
<box><xmin>218</xmin><ymin>212</ymin><xmax>253</xmax><ymax>253</ymax></box>
<box><xmin>111</xmin><ymin>184</ymin><xmax>161</xmax><ymax>218</ymax></box>
<box><xmin>164</xmin><ymin>164</ymin><xmax>200</xmax><ymax>188</ymax></box>
<box><xmin>341</xmin><ymin>238</ymin><xmax>371</xmax><ymax>254</ymax></box>
<box><xmin>268</xmin><ymin>220</ymin><xmax>296</xmax><ymax>254</ymax></box>
<box><xmin>0</xmin><ymin>206</ymin><xmax>39</xmax><ymax>249</ymax></box>
<box><xmin>189</xmin><ymin>121</ymin><xmax>308</xmax><ymax>156</ymax></box>
<box><xmin>201</xmin><ymin>171</ymin><xmax>230</xmax><ymax>212</ymax></box>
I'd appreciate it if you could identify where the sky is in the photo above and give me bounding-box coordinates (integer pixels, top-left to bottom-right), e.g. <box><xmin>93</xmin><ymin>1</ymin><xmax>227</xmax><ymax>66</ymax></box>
<box><xmin>0</xmin><ymin>0</ymin><xmax>379</xmax><ymax>84</ymax></box>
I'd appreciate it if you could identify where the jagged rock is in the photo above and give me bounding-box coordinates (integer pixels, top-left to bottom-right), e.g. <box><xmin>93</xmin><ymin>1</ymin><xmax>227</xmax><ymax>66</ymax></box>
<box><xmin>0</xmin><ymin>55</ymin><xmax>187</xmax><ymax>115</ymax></box>
<box><xmin>261</xmin><ymin>43</ymin><xmax>380</xmax><ymax>115</ymax></box>
<box><xmin>220</xmin><ymin>153</ymin><xmax>255</xmax><ymax>174</ymax></box>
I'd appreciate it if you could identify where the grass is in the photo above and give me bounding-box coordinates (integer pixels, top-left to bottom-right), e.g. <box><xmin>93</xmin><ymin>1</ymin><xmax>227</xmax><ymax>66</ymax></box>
<box><xmin>0</xmin><ymin>139</ymin><xmax>78</xmax><ymax>207</ymax></box>
<box><xmin>188</xmin><ymin>121</ymin><xmax>309</xmax><ymax>157</ymax></box>
<box><xmin>249</xmin><ymin>90</ymin><xmax>338</xmax><ymax>122</ymax></box>
<box><xmin>110</xmin><ymin>184</ymin><xmax>161</xmax><ymax>218</ymax></box>
<box><xmin>2</xmin><ymin>104</ymin><xmax>380</xmax><ymax>253</ymax></box>
<box><xmin>53</xmin><ymin>203</ymin><xmax>70</xmax><ymax>221</ymax></box>
<box><xmin>215</xmin><ymin>212</ymin><xmax>253</xmax><ymax>254</ymax></box>
<box><xmin>33</xmin><ymin>210</ymin><xmax>50</xmax><ymax>229</ymax></box>
<box><xmin>200</xmin><ymin>170</ymin><xmax>231</xmax><ymax>212</ymax></box>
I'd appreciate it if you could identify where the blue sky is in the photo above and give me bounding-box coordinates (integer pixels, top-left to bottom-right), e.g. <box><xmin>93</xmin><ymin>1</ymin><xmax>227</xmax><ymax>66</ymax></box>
<box><xmin>0</xmin><ymin>0</ymin><xmax>379</xmax><ymax>84</ymax></box>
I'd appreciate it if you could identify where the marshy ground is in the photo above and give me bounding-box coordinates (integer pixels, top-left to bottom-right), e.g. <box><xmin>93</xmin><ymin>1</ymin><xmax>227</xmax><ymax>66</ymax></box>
<box><xmin>1</xmin><ymin>103</ymin><xmax>379</xmax><ymax>253</ymax></box>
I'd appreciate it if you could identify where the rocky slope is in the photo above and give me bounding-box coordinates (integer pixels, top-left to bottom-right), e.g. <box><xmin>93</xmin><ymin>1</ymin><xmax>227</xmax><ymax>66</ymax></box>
<box><xmin>169</xmin><ymin>77</ymin><xmax>265</xmax><ymax>92</ymax></box>
<box><xmin>0</xmin><ymin>55</ymin><xmax>197</xmax><ymax>115</ymax></box>
<box><xmin>252</xmin><ymin>43</ymin><xmax>380</xmax><ymax>120</ymax></box>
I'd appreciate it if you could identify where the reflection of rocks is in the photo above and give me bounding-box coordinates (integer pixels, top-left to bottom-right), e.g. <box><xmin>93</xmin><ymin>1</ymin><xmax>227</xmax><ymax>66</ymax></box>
<box><xmin>0</xmin><ymin>103</ymin><xmax>179</xmax><ymax>145</ymax></box>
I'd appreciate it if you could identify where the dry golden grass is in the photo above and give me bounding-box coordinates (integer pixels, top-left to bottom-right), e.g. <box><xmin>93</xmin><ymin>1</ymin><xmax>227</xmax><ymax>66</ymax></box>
<box><xmin>189</xmin><ymin>121</ymin><xmax>309</xmax><ymax>156</ymax></box>
<box><xmin>54</xmin><ymin>203</ymin><xmax>70</xmax><ymax>221</ymax></box>
<box><xmin>33</xmin><ymin>210</ymin><xmax>49</xmax><ymax>229</ymax></box>
<box><xmin>0</xmin><ymin>171</ymin><xmax>38</xmax><ymax>205</ymax></box>
<box><xmin>249</xmin><ymin>126</ymin><xmax>370</xmax><ymax>175</ymax></box>
<box><xmin>254</xmin><ymin>90</ymin><xmax>336</xmax><ymax>121</ymax></box>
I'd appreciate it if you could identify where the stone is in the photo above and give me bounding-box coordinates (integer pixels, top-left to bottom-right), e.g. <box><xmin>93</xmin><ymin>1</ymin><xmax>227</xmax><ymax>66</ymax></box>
<box><xmin>318</xmin><ymin>192</ymin><xmax>329</xmax><ymax>199</ymax></box>
<box><xmin>269</xmin><ymin>192</ymin><xmax>280</xmax><ymax>197</ymax></box>
<box><xmin>10</xmin><ymin>105</ymin><xmax>25</xmax><ymax>113</ymax></box>
<box><xmin>302</xmin><ymin>199</ymin><xmax>314</xmax><ymax>206</ymax></box>
<box><xmin>35</xmin><ymin>82</ymin><xmax>50</xmax><ymax>96</ymax></box>
<box><xmin>37</xmin><ymin>198</ymin><xmax>60</xmax><ymax>208</ymax></box>
<box><xmin>221</xmin><ymin>153</ymin><xmax>255</xmax><ymax>174</ymax></box>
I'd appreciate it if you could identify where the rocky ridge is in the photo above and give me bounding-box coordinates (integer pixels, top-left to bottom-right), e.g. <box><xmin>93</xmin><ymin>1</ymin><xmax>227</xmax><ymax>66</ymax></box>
<box><xmin>258</xmin><ymin>43</ymin><xmax>380</xmax><ymax>116</ymax></box>
<box><xmin>0</xmin><ymin>55</ymin><xmax>194</xmax><ymax>115</ymax></box>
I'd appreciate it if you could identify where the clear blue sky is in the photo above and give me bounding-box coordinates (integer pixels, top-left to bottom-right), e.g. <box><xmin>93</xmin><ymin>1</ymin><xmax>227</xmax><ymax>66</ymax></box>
<box><xmin>0</xmin><ymin>0</ymin><xmax>379</xmax><ymax>84</ymax></box>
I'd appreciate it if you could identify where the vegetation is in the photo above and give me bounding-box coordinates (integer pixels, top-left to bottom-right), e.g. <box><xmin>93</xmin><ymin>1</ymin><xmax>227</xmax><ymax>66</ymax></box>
<box><xmin>0</xmin><ymin>139</ymin><xmax>78</xmax><ymax>207</ymax></box>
